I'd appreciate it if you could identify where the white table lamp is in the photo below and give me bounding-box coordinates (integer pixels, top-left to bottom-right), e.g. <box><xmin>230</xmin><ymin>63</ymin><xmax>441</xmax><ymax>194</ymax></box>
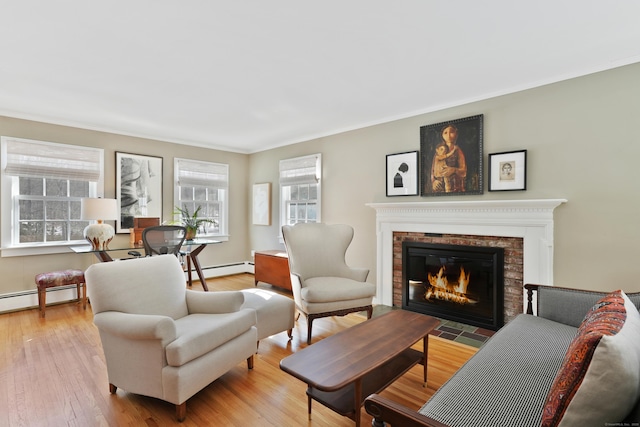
<box><xmin>81</xmin><ymin>198</ymin><xmax>118</xmax><ymax>250</ymax></box>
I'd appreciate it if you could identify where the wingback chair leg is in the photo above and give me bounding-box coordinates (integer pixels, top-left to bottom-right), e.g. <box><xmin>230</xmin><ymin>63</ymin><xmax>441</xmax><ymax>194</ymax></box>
<box><xmin>176</xmin><ymin>402</ymin><xmax>187</xmax><ymax>422</ymax></box>
<box><xmin>306</xmin><ymin>315</ymin><xmax>315</xmax><ymax>345</ymax></box>
<box><xmin>247</xmin><ymin>354</ymin><xmax>254</xmax><ymax>370</ymax></box>
<box><xmin>109</xmin><ymin>383</ymin><xmax>117</xmax><ymax>394</ymax></box>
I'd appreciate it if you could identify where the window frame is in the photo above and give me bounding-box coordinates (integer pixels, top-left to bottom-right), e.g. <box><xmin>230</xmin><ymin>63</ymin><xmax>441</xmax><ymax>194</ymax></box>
<box><xmin>279</xmin><ymin>153</ymin><xmax>322</xmax><ymax>234</ymax></box>
<box><xmin>173</xmin><ymin>157</ymin><xmax>229</xmax><ymax>241</ymax></box>
<box><xmin>1</xmin><ymin>136</ymin><xmax>104</xmax><ymax>257</ymax></box>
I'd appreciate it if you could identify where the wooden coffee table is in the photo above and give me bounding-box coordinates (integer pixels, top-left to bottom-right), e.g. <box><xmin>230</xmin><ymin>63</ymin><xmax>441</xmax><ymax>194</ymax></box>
<box><xmin>280</xmin><ymin>309</ymin><xmax>439</xmax><ymax>427</ymax></box>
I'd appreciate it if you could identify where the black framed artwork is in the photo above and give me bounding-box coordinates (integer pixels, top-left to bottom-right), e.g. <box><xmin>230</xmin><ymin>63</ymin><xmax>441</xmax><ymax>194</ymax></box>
<box><xmin>488</xmin><ymin>149</ymin><xmax>527</xmax><ymax>191</ymax></box>
<box><xmin>115</xmin><ymin>152</ymin><xmax>163</xmax><ymax>233</ymax></box>
<box><xmin>420</xmin><ymin>114</ymin><xmax>483</xmax><ymax>196</ymax></box>
<box><xmin>386</xmin><ymin>151</ymin><xmax>419</xmax><ymax>196</ymax></box>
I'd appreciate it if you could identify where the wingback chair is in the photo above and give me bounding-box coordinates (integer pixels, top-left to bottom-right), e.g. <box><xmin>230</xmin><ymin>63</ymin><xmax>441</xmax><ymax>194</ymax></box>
<box><xmin>282</xmin><ymin>223</ymin><xmax>376</xmax><ymax>344</ymax></box>
<box><xmin>85</xmin><ymin>255</ymin><xmax>258</xmax><ymax>421</ymax></box>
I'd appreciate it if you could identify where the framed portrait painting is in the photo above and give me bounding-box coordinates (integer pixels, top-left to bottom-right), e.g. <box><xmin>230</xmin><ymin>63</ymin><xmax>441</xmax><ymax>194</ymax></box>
<box><xmin>386</xmin><ymin>151</ymin><xmax>419</xmax><ymax>196</ymax></box>
<box><xmin>488</xmin><ymin>149</ymin><xmax>527</xmax><ymax>191</ymax></box>
<box><xmin>115</xmin><ymin>152</ymin><xmax>163</xmax><ymax>233</ymax></box>
<box><xmin>420</xmin><ymin>114</ymin><xmax>483</xmax><ymax>196</ymax></box>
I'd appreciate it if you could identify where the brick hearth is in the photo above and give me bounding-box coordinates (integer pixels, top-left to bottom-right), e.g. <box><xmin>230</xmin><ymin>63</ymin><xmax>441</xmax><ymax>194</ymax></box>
<box><xmin>393</xmin><ymin>232</ymin><xmax>524</xmax><ymax>324</ymax></box>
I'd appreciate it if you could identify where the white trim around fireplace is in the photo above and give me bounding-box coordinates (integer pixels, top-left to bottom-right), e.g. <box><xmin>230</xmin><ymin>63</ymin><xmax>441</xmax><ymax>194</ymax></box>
<box><xmin>367</xmin><ymin>199</ymin><xmax>567</xmax><ymax>310</ymax></box>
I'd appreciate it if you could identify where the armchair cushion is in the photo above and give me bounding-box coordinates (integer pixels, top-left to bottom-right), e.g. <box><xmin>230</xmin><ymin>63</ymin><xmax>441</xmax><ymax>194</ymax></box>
<box><xmin>303</xmin><ymin>277</ymin><xmax>376</xmax><ymax>303</ymax></box>
<box><xmin>166</xmin><ymin>310</ymin><xmax>257</xmax><ymax>366</ymax></box>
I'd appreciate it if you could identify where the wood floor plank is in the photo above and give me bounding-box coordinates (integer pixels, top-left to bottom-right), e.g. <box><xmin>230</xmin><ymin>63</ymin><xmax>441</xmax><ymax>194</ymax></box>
<box><xmin>0</xmin><ymin>273</ymin><xmax>477</xmax><ymax>426</ymax></box>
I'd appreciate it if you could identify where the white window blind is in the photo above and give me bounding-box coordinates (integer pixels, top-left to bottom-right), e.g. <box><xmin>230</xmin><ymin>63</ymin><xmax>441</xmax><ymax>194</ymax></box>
<box><xmin>4</xmin><ymin>137</ymin><xmax>102</xmax><ymax>182</ymax></box>
<box><xmin>279</xmin><ymin>154</ymin><xmax>320</xmax><ymax>186</ymax></box>
<box><xmin>176</xmin><ymin>158</ymin><xmax>228</xmax><ymax>189</ymax></box>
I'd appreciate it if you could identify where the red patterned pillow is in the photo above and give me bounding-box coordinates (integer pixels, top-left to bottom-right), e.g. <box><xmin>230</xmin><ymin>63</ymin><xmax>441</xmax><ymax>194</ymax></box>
<box><xmin>541</xmin><ymin>290</ymin><xmax>640</xmax><ymax>427</ymax></box>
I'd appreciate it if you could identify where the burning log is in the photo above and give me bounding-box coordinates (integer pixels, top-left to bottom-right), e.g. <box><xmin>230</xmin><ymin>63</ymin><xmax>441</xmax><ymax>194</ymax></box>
<box><xmin>425</xmin><ymin>266</ymin><xmax>477</xmax><ymax>305</ymax></box>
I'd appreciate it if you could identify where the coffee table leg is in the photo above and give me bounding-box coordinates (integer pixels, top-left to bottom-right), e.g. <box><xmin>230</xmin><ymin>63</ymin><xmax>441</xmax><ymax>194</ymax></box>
<box><xmin>354</xmin><ymin>379</ymin><xmax>362</xmax><ymax>427</ymax></box>
<box><xmin>307</xmin><ymin>391</ymin><xmax>312</xmax><ymax>420</ymax></box>
<box><xmin>423</xmin><ymin>335</ymin><xmax>428</xmax><ymax>386</ymax></box>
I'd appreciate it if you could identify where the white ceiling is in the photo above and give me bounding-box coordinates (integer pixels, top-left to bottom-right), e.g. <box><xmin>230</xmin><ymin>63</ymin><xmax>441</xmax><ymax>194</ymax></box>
<box><xmin>1</xmin><ymin>1</ymin><xmax>639</xmax><ymax>154</ymax></box>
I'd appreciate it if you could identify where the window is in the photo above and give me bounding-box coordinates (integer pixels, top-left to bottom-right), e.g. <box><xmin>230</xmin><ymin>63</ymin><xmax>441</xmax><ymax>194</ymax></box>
<box><xmin>174</xmin><ymin>158</ymin><xmax>228</xmax><ymax>239</ymax></box>
<box><xmin>279</xmin><ymin>154</ymin><xmax>321</xmax><ymax>228</ymax></box>
<box><xmin>1</xmin><ymin>137</ymin><xmax>104</xmax><ymax>255</ymax></box>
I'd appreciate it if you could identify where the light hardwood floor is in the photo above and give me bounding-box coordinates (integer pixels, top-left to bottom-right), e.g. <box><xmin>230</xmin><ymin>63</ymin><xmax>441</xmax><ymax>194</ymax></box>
<box><xmin>0</xmin><ymin>274</ymin><xmax>476</xmax><ymax>426</ymax></box>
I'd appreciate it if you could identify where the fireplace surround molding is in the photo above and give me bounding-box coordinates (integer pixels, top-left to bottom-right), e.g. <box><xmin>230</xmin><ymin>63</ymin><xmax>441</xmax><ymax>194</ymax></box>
<box><xmin>367</xmin><ymin>199</ymin><xmax>567</xmax><ymax>309</ymax></box>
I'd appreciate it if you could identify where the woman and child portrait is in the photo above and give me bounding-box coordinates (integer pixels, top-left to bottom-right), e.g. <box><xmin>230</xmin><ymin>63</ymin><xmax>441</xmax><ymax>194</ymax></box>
<box><xmin>421</xmin><ymin>115</ymin><xmax>482</xmax><ymax>195</ymax></box>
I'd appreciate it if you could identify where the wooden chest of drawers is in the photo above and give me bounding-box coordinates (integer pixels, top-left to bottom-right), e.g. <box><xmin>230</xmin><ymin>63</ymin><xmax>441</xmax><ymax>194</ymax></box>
<box><xmin>254</xmin><ymin>250</ymin><xmax>292</xmax><ymax>291</ymax></box>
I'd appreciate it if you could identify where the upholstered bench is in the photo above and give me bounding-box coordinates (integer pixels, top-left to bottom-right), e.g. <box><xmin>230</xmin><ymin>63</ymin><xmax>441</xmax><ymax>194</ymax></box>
<box><xmin>35</xmin><ymin>269</ymin><xmax>86</xmax><ymax>318</ymax></box>
<box><xmin>240</xmin><ymin>288</ymin><xmax>295</xmax><ymax>345</ymax></box>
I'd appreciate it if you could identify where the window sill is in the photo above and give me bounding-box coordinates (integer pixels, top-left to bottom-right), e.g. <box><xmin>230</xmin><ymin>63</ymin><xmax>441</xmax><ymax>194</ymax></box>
<box><xmin>0</xmin><ymin>242</ymin><xmax>85</xmax><ymax>258</ymax></box>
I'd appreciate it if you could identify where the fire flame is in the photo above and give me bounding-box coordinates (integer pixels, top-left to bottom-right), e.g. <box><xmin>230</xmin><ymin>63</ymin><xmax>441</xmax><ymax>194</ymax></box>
<box><xmin>425</xmin><ymin>266</ymin><xmax>477</xmax><ymax>305</ymax></box>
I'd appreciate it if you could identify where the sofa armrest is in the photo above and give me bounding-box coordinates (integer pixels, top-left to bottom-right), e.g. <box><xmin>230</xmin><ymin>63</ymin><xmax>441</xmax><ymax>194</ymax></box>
<box><xmin>364</xmin><ymin>394</ymin><xmax>451</xmax><ymax>427</ymax></box>
<box><xmin>94</xmin><ymin>311</ymin><xmax>176</xmax><ymax>342</ymax></box>
<box><xmin>185</xmin><ymin>289</ymin><xmax>244</xmax><ymax>314</ymax></box>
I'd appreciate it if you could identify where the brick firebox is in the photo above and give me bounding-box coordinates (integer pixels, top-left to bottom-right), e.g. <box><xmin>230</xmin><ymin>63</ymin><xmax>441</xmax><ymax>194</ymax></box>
<box><xmin>393</xmin><ymin>232</ymin><xmax>524</xmax><ymax>324</ymax></box>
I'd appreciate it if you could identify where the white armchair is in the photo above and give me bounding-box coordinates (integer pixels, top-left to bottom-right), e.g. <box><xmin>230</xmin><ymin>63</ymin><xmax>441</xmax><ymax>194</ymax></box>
<box><xmin>85</xmin><ymin>255</ymin><xmax>257</xmax><ymax>422</ymax></box>
<box><xmin>282</xmin><ymin>223</ymin><xmax>376</xmax><ymax>344</ymax></box>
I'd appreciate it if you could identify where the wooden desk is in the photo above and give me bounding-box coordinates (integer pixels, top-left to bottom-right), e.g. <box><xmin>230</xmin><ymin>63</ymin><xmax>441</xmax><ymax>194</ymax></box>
<box><xmin>280</xmin><ymin>310</ymin><xmax>439</xmax><ymax>427</ymax></box>
<box><xmin>254</xmin><ymin>250</ymin><xmax>291</xmax><ymax>291</ymax></box>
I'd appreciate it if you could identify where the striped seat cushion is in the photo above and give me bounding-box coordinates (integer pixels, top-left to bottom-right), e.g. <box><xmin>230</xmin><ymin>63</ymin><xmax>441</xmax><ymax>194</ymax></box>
<box><xmin>419</xmin><ymin>314</ymin><xmax>577</xmax><ymax>427</ymax></box>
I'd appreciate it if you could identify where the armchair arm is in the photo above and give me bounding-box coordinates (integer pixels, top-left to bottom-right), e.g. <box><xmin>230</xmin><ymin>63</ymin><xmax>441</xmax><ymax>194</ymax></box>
<box><xmin>185</xmin><ymin>289</ymin><xmax>244</xmax><ymax>314</ymax></box>
<box><xmin>364</xmin><ymin>394</ymin><xmax>451</xmax><ymax>427</ymax></box>
<box><xmin>93</xmin><ymin>311</ymin><xmax>176</xmax><ymax>342</ymax></box>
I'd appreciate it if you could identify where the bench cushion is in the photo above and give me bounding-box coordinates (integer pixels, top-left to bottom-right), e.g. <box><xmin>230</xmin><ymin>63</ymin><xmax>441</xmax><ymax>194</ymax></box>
<box><xmin>419</xmin><ymin>314</ymin><xmax>577</xmax><ymax>427</ymax></box>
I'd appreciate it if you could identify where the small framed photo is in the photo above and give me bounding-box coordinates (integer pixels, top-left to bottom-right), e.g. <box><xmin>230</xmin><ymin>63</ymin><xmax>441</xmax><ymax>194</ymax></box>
<box><xmin>386</xmin><ymin>151</ymin><xmax>419</xmax><ymax>196</ymax></box>
<box><xmin>488</xmin><ymin>150</ymin><xmax>527</xmax><ymax>191</ymax></box>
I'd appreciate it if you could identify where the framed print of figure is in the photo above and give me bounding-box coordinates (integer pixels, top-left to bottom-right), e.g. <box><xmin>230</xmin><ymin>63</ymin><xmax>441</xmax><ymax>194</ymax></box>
<box><xmin>420</xmin><ymin>115</ymin><xmax>483</xmax><ymax>196</ymax></box>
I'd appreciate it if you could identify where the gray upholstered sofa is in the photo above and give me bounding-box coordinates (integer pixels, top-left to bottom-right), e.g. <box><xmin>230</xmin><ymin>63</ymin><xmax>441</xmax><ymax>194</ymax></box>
<box><xmin>365</xmin><ymin>284</ymin><xmax>640</xmax><ymax>427</ymax></box>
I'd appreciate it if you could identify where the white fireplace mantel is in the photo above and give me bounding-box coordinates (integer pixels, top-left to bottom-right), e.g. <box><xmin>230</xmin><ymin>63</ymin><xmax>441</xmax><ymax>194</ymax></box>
<box><xmin>367</xmin><ymin>199</ymin><xmax>567</xmax><ymax>307</ymax></box>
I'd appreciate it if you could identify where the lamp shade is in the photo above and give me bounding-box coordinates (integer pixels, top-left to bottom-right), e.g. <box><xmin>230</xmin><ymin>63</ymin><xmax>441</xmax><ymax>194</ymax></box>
<box><xmin>81</xmin><ymin>198</ymin><xmax>118</xmax><ymax>221</ymax></box>
<box><xmin>81</xmin><ymin>198</ymin><xmax>118</xmax><ymax>250</ymax></box>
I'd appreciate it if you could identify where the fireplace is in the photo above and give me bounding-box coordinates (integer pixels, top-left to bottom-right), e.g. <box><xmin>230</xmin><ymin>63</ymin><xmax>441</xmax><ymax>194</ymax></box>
<box><xmin>402</xmin><ymin>241</ymin><xmax>504</xmax><ymax>330</ymax></box>
<box><xmin>367</xmin><ymin>199</ymin><xmax>567</xmax><ymax>318</ymax></box>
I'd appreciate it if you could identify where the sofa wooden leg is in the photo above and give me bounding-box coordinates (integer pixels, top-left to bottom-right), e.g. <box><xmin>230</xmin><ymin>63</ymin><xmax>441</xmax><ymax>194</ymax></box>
<box><xmin>109</xmin><ymin>383</ymin><xmax>117</xmax><ymax>394</ymax></box>
<box><xmin>176</xmin><ymin>402</ymin><xmax>186</xmax><ymax>422</ymax></box>
<box><xmin>247</xmin><ymin>354</ymin><xmax>254</xmax><ymax>370</ymax></box>
<box><xmin>287</xmin><ymin>328</ymin><xmax>293</xmax><ymax>340</ymax></box>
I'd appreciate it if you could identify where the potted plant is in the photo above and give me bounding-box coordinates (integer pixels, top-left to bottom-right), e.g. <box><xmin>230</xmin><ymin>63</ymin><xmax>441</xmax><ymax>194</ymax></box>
<box><xmin>173</xmin><ymin>205</ymin><xmax>216</xmax><ymax>240</ymax></box>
